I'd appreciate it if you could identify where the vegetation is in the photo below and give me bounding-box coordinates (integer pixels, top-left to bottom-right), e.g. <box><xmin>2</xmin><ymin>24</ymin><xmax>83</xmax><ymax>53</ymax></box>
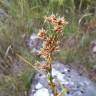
<box><xmin>0</xmin><ymin>0</ymin><xmax>96</xmax><ymax>96</ymax></box>
<box><xmin>37</xmin><ymin>14</ymin><xmax>68</xmax><ymax>96</ymax></box>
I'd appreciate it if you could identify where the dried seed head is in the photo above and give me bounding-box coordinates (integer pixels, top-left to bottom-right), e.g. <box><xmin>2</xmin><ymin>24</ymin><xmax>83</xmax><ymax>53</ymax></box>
<box><xmin>44</xmin><ymin>14</ymin><xmax>57</xmax><ymax>25</ymax></box>
<box><xmin>57</xmin><ymin>17</ymin><xmax>68</xmax><ymax>26</ymax></box>
<box><xmin>54</xmin><ymin>26</ymin><xmax>63</xmax><ymax>33</ymax></box>
<box><xmin>40</xmin><ymin>63</ymin><xmax>50</xmax><ymax>71</ymax></box>
<box><xmin>40</xmin><ymin>48</ymin><xmax>49</xmax><ymax>58</ymax></box>
<box><xmin>38</xmin><ymin>15</ymin><xmax>68</xmax><ymax>59</ymax></box>
<box><xmin>38</xmin><ymin>28</ymin><xmax>47</xmax><ymax>40</ymax></box>
<box><xmin>45</xmin><ymin>14</ymin><xmax>68</xmax><ymax>33</ymax></box>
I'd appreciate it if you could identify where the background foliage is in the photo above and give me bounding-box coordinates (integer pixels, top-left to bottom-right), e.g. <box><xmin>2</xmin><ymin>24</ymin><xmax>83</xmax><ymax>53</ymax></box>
<box><xmin>0</xmin><ymin>0</ymin><xmax>96</xmax><ymax>96</ymax></box>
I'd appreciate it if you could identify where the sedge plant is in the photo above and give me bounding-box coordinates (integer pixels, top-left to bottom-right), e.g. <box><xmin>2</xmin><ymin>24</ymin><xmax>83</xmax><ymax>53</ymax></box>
<box><xmin>36</xmin><ymin>14</ymin><xmax>68</xmax><ymax>96</ymax></box>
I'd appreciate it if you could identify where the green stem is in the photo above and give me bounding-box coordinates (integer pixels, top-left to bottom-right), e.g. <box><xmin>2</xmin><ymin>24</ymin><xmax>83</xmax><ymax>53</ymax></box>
<box><xmin>47</xmin><ymin>54</ymin><xmax>58</xmax><ymax>96</ymax></box>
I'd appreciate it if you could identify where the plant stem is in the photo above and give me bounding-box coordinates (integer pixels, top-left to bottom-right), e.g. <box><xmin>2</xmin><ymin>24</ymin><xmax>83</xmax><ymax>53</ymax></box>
<box><xmin>47</xmin><ymin>54</ymin><xmax>58</xmax><ymax>96</ymax></box>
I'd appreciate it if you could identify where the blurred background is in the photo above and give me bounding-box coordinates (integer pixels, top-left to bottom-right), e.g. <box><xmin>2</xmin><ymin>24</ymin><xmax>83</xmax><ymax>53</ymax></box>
<box><xmin>0</xmin><ymin>0</ymin><xmax>96</xmax><ymax>96</ymax></box>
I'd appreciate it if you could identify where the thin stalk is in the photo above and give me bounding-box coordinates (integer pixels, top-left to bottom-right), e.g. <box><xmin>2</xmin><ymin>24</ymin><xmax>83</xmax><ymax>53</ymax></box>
<box><xmin>16</xmin><ymin>53</ymin><xmax>41</xmax><ymax>73</ymax></box>
<box><xmin>47</xmin><ymin>54</ymin><xmax>58</xmax><ymax>96</ymax></box>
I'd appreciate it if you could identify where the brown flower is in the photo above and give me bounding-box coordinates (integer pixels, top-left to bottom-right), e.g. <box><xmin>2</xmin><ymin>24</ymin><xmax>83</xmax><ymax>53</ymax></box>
<box><xmin>40</xmin><ymin>63</ymin><xmax>50</xmax><ymax>71</ymax></box>
<box><xmin>57</xmin><ymin>17</ymin><xmax>68</xmax><ymax>26</ymax></box>
<box><xmin>40</xmin><ymin>40</ymin><xmax>59</xmax><ymax>59</ymax></box>
<box><xmin>53</xmin><ymin>17</ymin><xmax>68</xmax><ymax>33</ymax></box>
<box><xmin>44</xmin><ymin>14</ymin><xmax>57</xmax><ymax>25</ymax></box>
<box><xmin>45</xmin><ymin>14</ymin><xmax>68</xmax><ymax>33</ymax></box>
<box><xmin>45</xmin><ymin>15</ymin><xmax>68</xmax><ymax>27</ymax></box>
<box><xmin>34</xmin><ymin>63</ymin><xmax>50</xmax><ymax>72</ymax></box>
<box><xmin>44</xmin><ymin>37</ymin><xmax>54</xmax><ymax>47</ymax></box>
<box><xmin>38</xmin><ymin>28</ymin><xmax>47</xmax><ymax>40</ymax></box>
<box><xmin>40</xmin><ymin>48</ymin><xmax>49</xmax><ymax>58</ymax></box>
<box><xmin>54</xmin><ymin>26</ymin><xmax>63</xmax><ymax>33</ymax></box>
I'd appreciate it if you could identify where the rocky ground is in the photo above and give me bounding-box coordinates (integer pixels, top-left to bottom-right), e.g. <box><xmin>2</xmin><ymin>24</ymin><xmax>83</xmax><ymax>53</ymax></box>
<box><xmin>29</xmin><ymin>62</ymin><xmax>96</xmax><ymax>96</ymax></box>
<box><xmin>28</xmin><ymin>33</ymin><xmax>96</xmax><ymax>96</ymax></box>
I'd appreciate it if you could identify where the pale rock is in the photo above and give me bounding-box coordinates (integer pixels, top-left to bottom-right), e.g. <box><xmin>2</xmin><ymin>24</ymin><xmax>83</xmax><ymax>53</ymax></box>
<box><xmin>92</xmin><ymin>45</ymin><xmax>96</xmax><ymax>53</ymax></box>
<box><xmin>34</xmin><ymin>88</ymin><xmax>49</xmax><ymax>96</ymax></box>
<box><xmin>35</xmin><ymin>83</ymin><xmax>43</xmax><ymax>89</ymax></box>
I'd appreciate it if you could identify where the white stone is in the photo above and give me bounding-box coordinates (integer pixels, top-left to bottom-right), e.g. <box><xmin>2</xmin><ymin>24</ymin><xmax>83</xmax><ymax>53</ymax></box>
<box><xmin>30</xmin><ymin>33</ymin><xmax>38</xmax><ymax>40</ymax></box>
<box><xmin>93</xmin><ymin>46</ymin><xmax>96</xmax><ymax>53</ymax></box>
<box><xmin>64</xmin><ymin>68</ymin><xmax>69</xmax><ymax>72</ymax></box>
<box><xmin>52</xmin><ymin>68</ymin><xmax>64</xmax><ymax>82</ymax></box>
<box><xmin>34</xmin><ymin>88</ymin><xmax>49</xmax><ymax>96</ymax></box>
<box><xmin>31</xmin><ymin>63</ymin><xmax>96</xmax><ymax>96</ymax></box>
<box><xmin>35</xmin><ymin>83</ymin><xmax>43</xmax><ymax>89</ymax></box>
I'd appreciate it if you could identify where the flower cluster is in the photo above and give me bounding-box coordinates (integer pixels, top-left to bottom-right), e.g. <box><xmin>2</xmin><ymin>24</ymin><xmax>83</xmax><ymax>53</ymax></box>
<box><xmin>38</xmin><ymin>32</ymin><xmax>59</xmax><ymax>58</ymax></box>
<box><xmin>38</xmin><ymin>28</ymin><xmax>47</xmax><ymax>40</ymax></box>
<box><xmin>38</xmin><ymin>14</ymin><xmax>68</xmax><ymax>59</ymax></box>
<box><xmin>41</xmin><ymin>38</ymin><xmax>59</xmax><ymax>58</ymax></box>
<box><xmin>45</xmin><ymin>14</ymin><xmax>68</xmax><ymax>33</ymax></box>
<box><xmin>34</xmin><ymin>62</ymin><xmax>50</xmax><ymax>73</ymax></box>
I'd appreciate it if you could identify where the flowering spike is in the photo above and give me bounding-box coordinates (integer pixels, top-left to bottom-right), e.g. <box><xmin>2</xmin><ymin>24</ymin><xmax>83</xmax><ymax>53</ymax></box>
<box><xmin>37</xmin><ymin>14</ymin><xmax>68</xmax><ymax>96</ymax></box>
